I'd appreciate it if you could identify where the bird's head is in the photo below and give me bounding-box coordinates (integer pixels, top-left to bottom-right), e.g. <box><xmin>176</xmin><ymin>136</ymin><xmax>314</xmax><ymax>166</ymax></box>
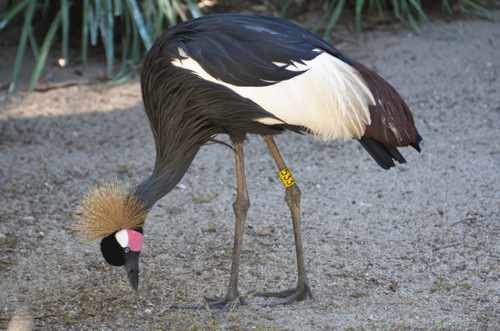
<box><xmin>100</xmin><ymin>228</ymin><xmax>143</xmax><ymax>289</ymax></box>
<box><xmin>74</xmin><ymin>180</ymin><xmax>148</xmax><ymax>290</ymax></box>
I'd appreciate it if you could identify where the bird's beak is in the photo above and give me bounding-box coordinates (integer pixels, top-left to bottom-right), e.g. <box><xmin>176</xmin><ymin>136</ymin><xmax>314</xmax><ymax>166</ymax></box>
<box><xmin>124</xmin><ymin>250</ymin><xmax>140</xmax><ymax>290</ymax></box>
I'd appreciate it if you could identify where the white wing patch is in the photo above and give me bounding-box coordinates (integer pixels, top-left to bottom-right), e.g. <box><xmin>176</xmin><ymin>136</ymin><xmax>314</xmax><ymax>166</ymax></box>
<box><xmin>172</xmin><ymin>49</ymin><xmax>374</xmax><ymax>141</ymax></box>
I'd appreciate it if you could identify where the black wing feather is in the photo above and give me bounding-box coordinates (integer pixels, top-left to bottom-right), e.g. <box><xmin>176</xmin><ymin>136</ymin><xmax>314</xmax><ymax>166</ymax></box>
<box><xmin>155</xmin><ymin>14</ymin><xmax>354</xmax><ymax>87</ymax></box>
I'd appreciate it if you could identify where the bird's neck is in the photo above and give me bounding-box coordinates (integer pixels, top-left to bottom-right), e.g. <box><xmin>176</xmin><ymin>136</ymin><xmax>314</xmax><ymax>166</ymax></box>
<box><xmin>134</xmin><ymin>147</ymin><xmax>199</xmax><ymax>210</ymax></box>
<box><xmin>136</xmin><ymin>63</ymin><xmax>225</xmax><ymax>211</ymax></box>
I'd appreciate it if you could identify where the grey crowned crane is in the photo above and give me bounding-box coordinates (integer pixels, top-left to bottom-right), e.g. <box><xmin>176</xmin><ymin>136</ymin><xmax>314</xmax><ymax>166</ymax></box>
<box><xmin>74</xmin><ymin>14</ymin><xmax>422</xmax><ymax>317</ymax></box>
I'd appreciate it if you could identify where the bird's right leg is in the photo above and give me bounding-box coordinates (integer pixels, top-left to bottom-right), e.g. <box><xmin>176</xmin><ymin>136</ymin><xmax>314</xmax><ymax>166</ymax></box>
<box><xmin>252</xmin><ymin>135</ymin><xmax>315</xmax><ymax>307</ymax></box>
<box><xmin>171</xmin><ymin>140</ymin><xmax>250</xmax><ymax>318</ymax></box>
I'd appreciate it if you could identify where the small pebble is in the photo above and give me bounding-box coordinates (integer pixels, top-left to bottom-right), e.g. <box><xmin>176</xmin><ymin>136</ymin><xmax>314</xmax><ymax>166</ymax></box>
<box><xmin>7</xmin><ymin>308</ymin><xmax>33</xmax><ymax>331</ymax></box>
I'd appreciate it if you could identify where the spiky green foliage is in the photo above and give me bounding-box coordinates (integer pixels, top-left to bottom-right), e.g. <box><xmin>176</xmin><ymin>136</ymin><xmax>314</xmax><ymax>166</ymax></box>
<box><xmin>0</xmin><ymin>0</ymin><xmax>497</xmax><ymax>95</ymax></box>
<box><xmin>0</xmin><ymin>0</ymin><xmax>202</xmax><ymax>95</ymax></box>
<box><xmin>281</xmin><ymin>0</ymin><xmax>498</xmax><ymax>39</ymax></box>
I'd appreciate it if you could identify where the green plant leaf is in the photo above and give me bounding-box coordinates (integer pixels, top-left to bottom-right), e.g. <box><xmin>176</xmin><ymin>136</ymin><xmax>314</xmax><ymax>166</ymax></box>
<box><xmin>355</xmin><ymin>0</ymin><xmax>366</xmax><ymax>38</ymax></box>
<box><xmin>393</xmin><ymin>0</ymin><xmax>401</xmax><ymax>19</ymax></box>
<box><xmin>114</xmin><ymin>0</ymin><xmax>122</xmax><ymax>15</ymax></box>
<box><xmin>185</xmin><ymin>0</ymin><xmax>202</xmax><ymax>18</ymax></box>
<box><xmin>158</xmin><ymin>0</ymin><xmax>177</xmax><ymax>26</ymax></box>
<box><xmin>61</xmin><ymin>0</ymin><xmax>70</xmax><ymax>64</ymax></box>
<box><xmin>408</xmin><ymin>0</ymin><xmax>428</xmax><ymax>21</ymax></box>
<box><xmin>323</xmin><ymin>0</ymin><xmax>346</xmax><ymax>40</ymax></box>
<box><xmin>8</xmin><ymin>0</ymin><xmax>36</xmax><ymax>96</ymax></box>
<box><xmin>0</xmin><ymin>0</ymin><xmax>32</xmax><ymax>31</ymax></box>
<box><xmin>460</xmin><ymin>0</ymin><xmax>496</xmax><ymax>18</ymax></box>
<box><xmin>101</xmin><ymin>0</ymin><xmax>115</xmax><ymax>78</ymax></box>
<box><xmin>126</xmin><ymin>0</ymin><xmax>153</xmax><ymax>50</ymax></box>
<box><xmin>28</xmin><ymin>10</ymin><xmax>63</xmax><ymax>93</ymax></box>
<box><xmin>172</xmin><ymin>0</ymin><xmax>188</xmax><ymax>22</ymax></box>
<box><xmin>88</xmin><ymin>0</ymin><xmax>98</xmax><ymax>46</ymax></box>
<box><xmin>442</xmin><ymin>0</ymin><xmax>452</xmax><ymax>15</ymax></box>
<box><xmin>280</xmin><ymin>0</ymin><xmax>295</xmax><ymax>18</ymax></box>
<box><xmin>81</xmin><ymin>0</ymin><xmax>90</xmax><ymax>70</ymax></box>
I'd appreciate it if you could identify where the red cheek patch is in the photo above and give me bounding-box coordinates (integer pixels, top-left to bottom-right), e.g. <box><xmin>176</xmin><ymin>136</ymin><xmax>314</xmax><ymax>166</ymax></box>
<box><xmin>127</xmin><ymin>230</ymin><xmax>143</xmax><ymax>252</ymax></box>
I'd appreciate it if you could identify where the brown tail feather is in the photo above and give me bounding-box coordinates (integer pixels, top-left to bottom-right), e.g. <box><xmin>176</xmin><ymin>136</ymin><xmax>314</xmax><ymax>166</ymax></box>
<box><xmin>354</xmin><ymin>62</ymin><xmax>422</xmax><ymax>148</ymax></box>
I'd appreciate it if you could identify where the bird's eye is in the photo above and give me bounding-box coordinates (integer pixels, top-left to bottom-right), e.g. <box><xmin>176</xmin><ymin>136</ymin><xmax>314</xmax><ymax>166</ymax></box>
<box><xmin>124</xmin><ymin>247</ymin><xmax>130</xmax><ymax>253</ymax></box>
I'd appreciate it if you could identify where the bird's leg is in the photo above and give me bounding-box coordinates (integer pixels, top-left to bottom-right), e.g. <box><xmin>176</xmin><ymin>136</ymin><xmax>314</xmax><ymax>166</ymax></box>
<box><xmin>253</xmin><ymin>135</ymin><xmax>315</xmax><ymax>307</ymax></box>
<box><xmin>219</xmin><ymin>139</ymin><xmax>251</xmax><ymax>311</ymax></box>
<box><xmin>171</xmin><ymin>140</ymin><xmax>250</xmax><ymax>318</ymax></box>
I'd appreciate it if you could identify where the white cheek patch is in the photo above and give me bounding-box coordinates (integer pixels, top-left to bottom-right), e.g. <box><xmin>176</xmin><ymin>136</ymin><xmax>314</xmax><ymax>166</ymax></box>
<box><xmin>115</xmin><ymin>229</ymin><xmax>129</xmax><ymax>248</ymax></box>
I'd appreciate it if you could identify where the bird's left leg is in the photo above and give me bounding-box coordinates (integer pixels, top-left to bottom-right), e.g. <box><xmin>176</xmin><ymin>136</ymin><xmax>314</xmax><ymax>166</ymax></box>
<box><xmin>253</xmin><ymin>135</ymin><xmax>315</xmax><ymax>307</ymax></box>
<box><xmin>171</xmin><ymin>140</ymin><xmax>250</xmax><ymax>318</ymax></box>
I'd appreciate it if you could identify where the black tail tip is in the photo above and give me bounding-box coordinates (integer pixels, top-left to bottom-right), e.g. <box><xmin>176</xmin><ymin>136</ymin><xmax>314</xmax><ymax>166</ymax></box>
<box><xmin>410</xmin><ymin>142</ymin><xmax>421</xmax><ymax>153</ymax></box>
<box><xmin>358</xmin><ymin>137</ymin><xmax>401</xmax><ymax>170</ymax></box>
<box><xmin>410</xmin><ymin>134</ymin><xmax>423</xmax><ymax>153</ymax></box>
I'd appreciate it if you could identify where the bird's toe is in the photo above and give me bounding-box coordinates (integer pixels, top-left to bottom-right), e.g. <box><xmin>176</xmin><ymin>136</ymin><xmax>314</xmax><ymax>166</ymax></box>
<box><xmin>255</xmin><ymin>279</ymin><xmax>315</xmax><ymax>307</ymax></box>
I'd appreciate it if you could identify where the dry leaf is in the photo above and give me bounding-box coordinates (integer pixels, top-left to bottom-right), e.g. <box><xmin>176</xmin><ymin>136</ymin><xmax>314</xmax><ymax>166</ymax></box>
<box><xmin>258</xmin><ymin>227</ymin><xmax>271</xmax><ymax>236</ymax></box>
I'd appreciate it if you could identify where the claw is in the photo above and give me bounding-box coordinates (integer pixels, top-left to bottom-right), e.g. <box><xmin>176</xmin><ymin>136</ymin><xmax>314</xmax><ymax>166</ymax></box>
<box><xmin>170</xmin><ymin>292</ymin><xmax>249</xmax><ymax>318</ymax></box>
<box><xmin>254</xmin><ymin>279</ymin><xmax>315</xmax><ymax>307</ymax></box>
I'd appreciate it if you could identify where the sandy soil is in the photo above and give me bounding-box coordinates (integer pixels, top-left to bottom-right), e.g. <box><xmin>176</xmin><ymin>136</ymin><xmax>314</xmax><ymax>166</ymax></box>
<box><xmin>1</xmin><ymin>14</ymin><xmax>499</xmax><ymax>330</ymax></box>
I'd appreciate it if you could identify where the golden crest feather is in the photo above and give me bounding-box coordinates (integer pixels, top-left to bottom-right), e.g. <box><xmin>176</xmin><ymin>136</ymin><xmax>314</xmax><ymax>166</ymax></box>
<box><xmin>73</xmin><ymin>180</ymin><xmax>148</xmax><ymax>243</ymax></box>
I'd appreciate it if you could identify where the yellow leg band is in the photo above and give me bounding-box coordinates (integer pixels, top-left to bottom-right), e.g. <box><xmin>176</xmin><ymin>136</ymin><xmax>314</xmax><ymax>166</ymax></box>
<box><xmin>278</xmin><ymin>168</ymin><xmax>296</xmax><ymax>188</ymax></box>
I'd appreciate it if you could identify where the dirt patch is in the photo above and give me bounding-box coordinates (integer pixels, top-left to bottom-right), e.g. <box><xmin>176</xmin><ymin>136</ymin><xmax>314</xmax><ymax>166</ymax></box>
<box><xmin>1</xmin><ymin>14</ymin><xmax>499</xmax><ymax>330</ymax></box>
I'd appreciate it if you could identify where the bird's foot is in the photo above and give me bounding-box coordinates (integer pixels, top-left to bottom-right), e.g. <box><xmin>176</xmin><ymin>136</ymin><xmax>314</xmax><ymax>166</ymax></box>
<box><xmin>170</xmin><ymin>292</ymin><xmax>249</xmax><ymax>318</ymax></box>
<box><xmin>252</xmin><ymin>279</ymin><xmax>315</xmax><ymax>307</ymax></box>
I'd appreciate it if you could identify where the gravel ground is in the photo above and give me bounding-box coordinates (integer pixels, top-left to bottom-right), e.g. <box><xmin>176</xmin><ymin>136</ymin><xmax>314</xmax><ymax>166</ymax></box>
<box><xmin>0</xmin><ymin>14</ymin><xmax>499</xmax><ymax>330</ymax></box>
